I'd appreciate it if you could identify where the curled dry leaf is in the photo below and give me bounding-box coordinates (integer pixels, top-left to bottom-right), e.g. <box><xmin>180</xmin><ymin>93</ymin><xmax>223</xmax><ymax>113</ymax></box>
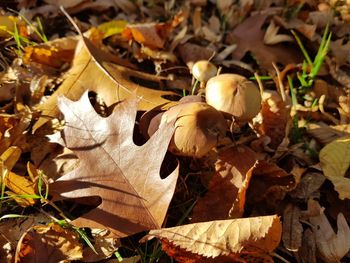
<box><xmin>252</xmin><ymin>90</ymin><xmax>290</xmax><ymax>149</ymax></box>
<box><xmin>320</xmin><ymin>136</ymin><xmax>350</xmax><ymax>200</ymax></box>
<box><xmin>16</xmin><ymin>223</ymin><xmax>83</xmax><ymax>263</ymax></box>
<box><xmin>308</xmin><ymin>200</ymin><xmax>350</xmax><ymax>263</ymax></box>
<box><xmin>143</xmin><ymin>215</ymin><xmax>282</xmax><ymax>259</ymax></box>
<box><xmin>264</xmin><ymin>20</ymin><xmax>293</xmax><ymax>45</ymax></box>
<box><xmin>34</xmin><ymin>33</ymin><xmax>178</xmax><ymax>131</ymax></box>
<box><xmin>192</xmin><ymin>146</ymin><xmax>257</xmax><ymax>222</ymax></box>
<box><xmin>49</xmin><ymin>92</ymin><xmax>179</xmax><ymax>237</ymax></box>
<box><xmin>282</xmin><ymin>204</ymin><xmax>302</xmax><ymax>252</ymax></box>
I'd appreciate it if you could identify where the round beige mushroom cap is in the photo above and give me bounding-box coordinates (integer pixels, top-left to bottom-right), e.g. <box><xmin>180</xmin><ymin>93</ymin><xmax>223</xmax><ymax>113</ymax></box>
<box><xmin>192</xmin><ymin>60</ymin><xmax>218</xmax><ymax>83</ymax></box>
<box><xmin>205</xmin><ymin>74</ymin><xmax>262</xmax><ymax>122</ymax></box>
<box><xmin>160</xmin><ymin>102</ymin><xmax>227</xmax><ymax>158</ymax></box>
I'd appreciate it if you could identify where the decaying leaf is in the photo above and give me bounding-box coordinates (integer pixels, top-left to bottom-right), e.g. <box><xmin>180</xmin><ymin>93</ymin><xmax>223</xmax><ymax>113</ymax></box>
<box><xmin>16</xmin><ymin>223</ymin><xmax>83</xmax><ymax>262</ymax></box>
<box><xmin>192</xmin><ymin>146</ymin><xmax>257</xmax><ymax>222</ymax></box>
<box><xmin>319</xmin><ymin>136</ymin><xmax>350</xmax><ymax>200</ymax></box>
<box><xmin>143</xmin><ymin>215</ymin><xmax>282</xmax><ymax>258</ymax></box>
<box><xmin>308</xmin><ymin>200</ymin><xmax>350</xmax><ymax>262</ymax></box>
<box><xmin>282</xmin><ymin>204</ymin><xmax>302</xmax><ymax>252</ymax></box>
<box><xmin>34</xmin><ymin>33</ymin><xmax>178</xmax><ymax>131</ymax></box>
<box><xmin>229</xmin><ymin>14</ymin><xmax>302</xmax><ymax>70</ymax></box>
<box><xmin>296</xmin><ymin>228</ymin><xmax>317</xmax><ymax>263</ymax></box>
<box><xmin>289</xmin><ymin>171</ymin><xmax>325</xmax><ymax>200</ymax></box>
<box><xmin>50</xmin><ymin>92</ymin><xmax>179</xmax><ymax>237</ymax></box>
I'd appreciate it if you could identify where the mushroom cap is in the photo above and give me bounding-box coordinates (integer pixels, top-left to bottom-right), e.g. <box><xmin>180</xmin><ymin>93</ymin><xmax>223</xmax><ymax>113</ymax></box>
<box><xmin>205</xmin><ymin>74</ymin><xmax>262</xmax><ymax>122</ymax></box>
<box><xmin>192</xmin><ymin>60</ymin><xmax>218</xmax><ymax>83</ymax></box>
<box><xmin>161</xmin><ymin>102</ymin><xmax>227</xmax><ymax>157</ymax></box>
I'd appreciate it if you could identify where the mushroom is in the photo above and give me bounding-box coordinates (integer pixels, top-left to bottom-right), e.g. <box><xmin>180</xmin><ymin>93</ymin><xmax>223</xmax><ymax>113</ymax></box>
<box><xmin>160</xmin><ymin>102</ymin><xmax>227</xmax><ymax>157</ymax></box>
<box><xmin>205</xmin><ymin>74</ymin><xmax>262</xmax><ymax>122</ymax></box>
<box><xmin>192</xmin><ymin>60</ymin><xmax>218</xmax><ymax>94</ymax></box>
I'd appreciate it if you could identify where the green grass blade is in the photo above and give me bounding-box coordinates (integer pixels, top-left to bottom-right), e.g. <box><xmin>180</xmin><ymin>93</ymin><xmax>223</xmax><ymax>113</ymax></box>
<box><xmin>291</xmin><ymin>30</ymin><xmax>312</xmax><ymax>66</ymax></box>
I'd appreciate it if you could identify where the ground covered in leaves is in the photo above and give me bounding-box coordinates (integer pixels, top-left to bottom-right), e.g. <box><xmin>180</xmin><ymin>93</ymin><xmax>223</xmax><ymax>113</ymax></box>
<box><xmin>0</xmin><ymin>0</ymin><xmax>350</xmax><ymax>262</ymax></box>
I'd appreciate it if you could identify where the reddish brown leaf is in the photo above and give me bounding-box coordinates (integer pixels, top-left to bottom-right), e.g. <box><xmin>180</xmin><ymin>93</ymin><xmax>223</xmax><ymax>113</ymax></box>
<box><xmin>49</xmin><ymin>92</ymin><xmax>179</xmax><ymax>237</ymax></box>
<box><xmin>247</xmin><ymin>160</ymin><xmax>296</xmax><ymax>210</ymax></box>
<box><xmin>229</xmin><ymin>14</ymin><xmax>302</xmax><ymax>70</ymax></box>
<box><xmin>192</xmin><ymin>146</ymin><xmax>257</xmax><ymax>222</ymax></box>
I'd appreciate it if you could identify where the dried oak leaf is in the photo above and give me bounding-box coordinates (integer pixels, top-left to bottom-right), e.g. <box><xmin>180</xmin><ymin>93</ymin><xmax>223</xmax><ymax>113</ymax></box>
<box><xmin>17</xmin><ymin>223</ymin><xmax>83</xmax><ymax>263</ymax></box>
<box><xmin>308</xmin><ymin>200</ymin><xmax>350</xmax><ymax>262</ymax></box>
<box><xmin>49</xmin><ymin>92</ymin><xmax>179</xmax><ymax>237</ymax></box>
<box><xmin>192</xmin><ymin>146</ymin><xmax>257</xmax><ymax>222</ymax></box>
<box><xmin>33</xmin><ymin>33</ymin><xmax>177</xmax><ymax>131</ymax></box>
<box><xmin>320</xmin><ymin>136</ymin><xmax>350</xmax><ymax>200</ymax></box>
<box><xmin>229</xmin><ymin>14</ymin><xmax>302</xmax><ymax>70</ymax></box>
<box><xmin>143</xmin><ymin>215</ymin><xmax>281</xmax><ymax>259</ymax></box>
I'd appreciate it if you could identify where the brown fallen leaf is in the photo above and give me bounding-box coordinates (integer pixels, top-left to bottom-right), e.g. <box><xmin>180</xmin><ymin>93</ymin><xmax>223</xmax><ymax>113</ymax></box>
<box><xmin>247</xmin><ymin>160</ymin><xmax>296</xmax><ymax>210</ymax></box>
<box><xmin>308</xmin><ymin>200</ymin><xmax>350</xmax><ymax>262</ymax></box>
<box><xmin>229</xmin><ymin>14</ymin><xmax>302</xmax><ymax>70</ymax></box>
<box><xmin>33</xmin><ymin>32</ymin><xmax>178</xmax><ymax>131</ymax></box>
<box><xmin>49</xmin><ymin>92</ymin><xmax>179</xmax><ymax>237</ymax></box>
<box><xmin>0</xmin><ymin>215</ymin><xmax>50</xmax><ymax>262</ymax></box>
<box><xmin>192</xmin><ymin>145</ymin><xmax>257</xmax><ymax>222</ymax></box>
<box><xmin>122</xmin><ymin>11</ymin><xmax>184</xmax><ymax>49</ymax></box>
<box><xmin>282</xmin><ymin>204</ymin><xmax>302</xmax><ymax>252</ymax></box>
<box><xmin>319</xmin><ymin>136</ymin><xmax>350</xmax><ymax>200</ymax></box>
<box><xmin>16</xmin><ymin>223</ymin><xmax>83</xmax><ymax>263</ymax></box>
<box><xmin>143</xmin><ymin>215</ymin><xmax>282</xmax><ymax>259</ymax></box>
<box><xmin>296</xmin><ymin>228</ymin><xmax>317</xmax><ymax>263</ymax></box>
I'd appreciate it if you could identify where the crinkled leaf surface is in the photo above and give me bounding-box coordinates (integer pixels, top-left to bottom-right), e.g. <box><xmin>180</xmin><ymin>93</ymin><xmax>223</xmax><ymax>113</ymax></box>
<box><xmin>320</xmin><ymin>136</ymin><xmax>350</xmax><ymax>200</ymax></box>
<box><xmin>144</xmin><ymin>215</ymin><xmax>281</xmax><ymax>258</ymax></box>
<box><xmin>49</xmin><ymin>92</ymin><xmax>179</xmax><ymax>237</ymax></box>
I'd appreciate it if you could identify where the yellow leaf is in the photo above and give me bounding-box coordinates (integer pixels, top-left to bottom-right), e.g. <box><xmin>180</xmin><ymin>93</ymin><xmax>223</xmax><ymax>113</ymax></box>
<box><xmin>97</xmin><ymin>20</ymin><xmax>128</xmax><ymax>38</ymax></box>
<box><xmin>3</xmin><ymin>172</ymin><xmax>36</xmax><ymax>206</ymax></box>
<box><xmin>1</xmin><ymin>146</ymin><xmax>21</xmax><ymax>171</ymax></box>
<box><xmin>319</xmin><ymin>136</ymin><xmax>350</xmax><ymax>200</ymax></box>
<box><xmin>0</xmin><ymin>15</ymin><xmax>17</xmax><ymax>38</ymax></box>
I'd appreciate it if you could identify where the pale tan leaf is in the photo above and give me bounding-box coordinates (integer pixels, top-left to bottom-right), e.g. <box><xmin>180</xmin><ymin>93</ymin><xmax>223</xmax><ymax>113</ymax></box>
<box><xmin>320</xmin><ymin>136</ymin><xmax>350</xmax><ymax>200</ymax></box>
<box><xmin>307</xmin><ymin>122</ymin><xmax>350</xmax><ymax>145</ymax></box>
<box><xmin>50</xmin><ymin>92</ymin><xmax>179</xmax><ymax>237</ymax></box>
<box><xmin>308</xmin><ymin>200</ymin><xmax>350</xmax><ymax>262</ymax></box>
<box><xmin>33</xmin><ymin>35</ymin><xmax>177</xmax><ymax>131</ymax></box>
<box><xmin>143</xmin><ymin>215</ymin><xmax>282</xmax><ymax>258</ymax></box>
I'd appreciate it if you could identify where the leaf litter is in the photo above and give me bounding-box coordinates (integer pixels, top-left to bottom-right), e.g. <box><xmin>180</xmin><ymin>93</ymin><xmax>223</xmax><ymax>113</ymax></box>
<box><xmin>0</xmin><ymin>0</ymin><xmax>350</xmax><ymax>262</ymax></box>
